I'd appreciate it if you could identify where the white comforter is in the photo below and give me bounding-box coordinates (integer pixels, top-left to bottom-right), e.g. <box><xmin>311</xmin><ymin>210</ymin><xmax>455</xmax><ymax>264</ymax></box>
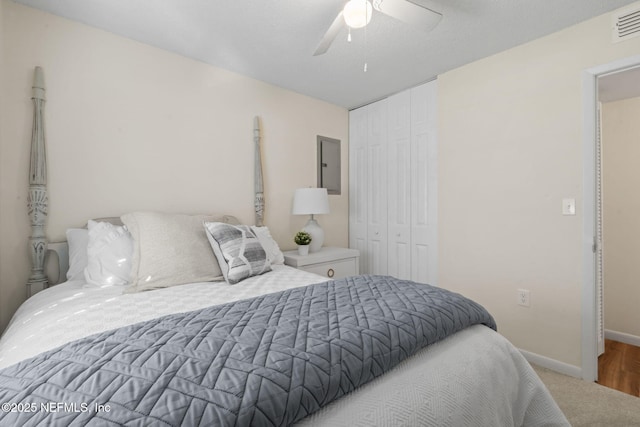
<box><xmin>0</xmin><ymin>267</ymin><xmax>569</xmax><ymax>426</ymax></box>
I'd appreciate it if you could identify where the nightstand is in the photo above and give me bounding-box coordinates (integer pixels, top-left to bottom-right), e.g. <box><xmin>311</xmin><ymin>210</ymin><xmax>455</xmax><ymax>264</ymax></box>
<box><xmin>283</xmin><ymin>247</ymin><xmax>360</xmax><ymax>279</ymax></box>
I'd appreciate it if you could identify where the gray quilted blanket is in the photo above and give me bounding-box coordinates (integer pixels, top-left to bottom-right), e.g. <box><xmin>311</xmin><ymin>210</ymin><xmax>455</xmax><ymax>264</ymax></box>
<box><xmin>0</xmin><ymin>275</ymin><xmax>495</xmax><ymax>426</ymax></box>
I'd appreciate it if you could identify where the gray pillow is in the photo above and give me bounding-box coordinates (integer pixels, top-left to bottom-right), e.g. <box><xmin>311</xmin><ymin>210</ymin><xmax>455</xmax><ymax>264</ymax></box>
<box><xmin>122</xmin><ymin>212</ymin><xmax>237</xmax><ymax>293</ymax></box>
<box><xmin>204</xmin><ymin>222</ymin><xmax>271</xmax><ymax>284</ymax></box>
<box><xmin>65</xmin><ymin>228</ymin><xmax>89</xmax><ymax>281</ymax></box>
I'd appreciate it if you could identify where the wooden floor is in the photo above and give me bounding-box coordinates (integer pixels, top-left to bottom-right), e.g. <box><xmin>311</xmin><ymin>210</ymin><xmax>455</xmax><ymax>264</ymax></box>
<box><xmin>597</xmin><ymin>339</ymin><xmax>640</xmax><ymax>397</ymax></box>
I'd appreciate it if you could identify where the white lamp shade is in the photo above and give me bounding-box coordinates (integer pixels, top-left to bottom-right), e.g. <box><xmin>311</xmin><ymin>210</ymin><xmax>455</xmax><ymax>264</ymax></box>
<box><xmin>292</xmin><ymin>188</ymin><xmax>330</xmax><ymax>215</ymax></box>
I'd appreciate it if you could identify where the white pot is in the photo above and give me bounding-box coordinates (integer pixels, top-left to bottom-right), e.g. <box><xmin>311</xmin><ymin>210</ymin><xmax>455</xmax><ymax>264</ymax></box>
<box><xmin>297</xmin><ymin>245</ymin><xmax>310</xmax><ymax>256</ymax></box>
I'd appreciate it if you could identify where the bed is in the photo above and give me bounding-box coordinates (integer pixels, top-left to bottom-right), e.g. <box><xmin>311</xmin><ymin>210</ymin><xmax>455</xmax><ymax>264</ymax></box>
<box><xmin>0</xmin><ymin>67</ymin><xmax>569</xmax><ymax>426</ymax></box>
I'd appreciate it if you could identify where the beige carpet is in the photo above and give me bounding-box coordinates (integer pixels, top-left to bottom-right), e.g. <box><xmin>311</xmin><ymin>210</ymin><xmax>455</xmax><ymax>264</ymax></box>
<box><xmin>533</xmin><ymin>365</ymin><xmax>640</xmax><ymax>426</ymax></box>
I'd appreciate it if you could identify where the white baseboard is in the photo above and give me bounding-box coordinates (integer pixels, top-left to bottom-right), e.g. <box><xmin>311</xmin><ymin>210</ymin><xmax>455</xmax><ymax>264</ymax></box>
<box><xmin>518</xmin><ymin>348</ymin><xmax>582</xmax><ymax>379</ymax></box>
<box><xmin>605</xmin><ymin>329</ymin><xmax>640</xmax><ymax>347</ymax></box>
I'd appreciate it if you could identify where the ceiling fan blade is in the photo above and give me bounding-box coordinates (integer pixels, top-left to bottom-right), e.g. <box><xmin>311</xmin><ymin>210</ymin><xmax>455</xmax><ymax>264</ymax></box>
<box><xmin>313</xmin><ymin>11</ymin><xmax>346</xmax><ymax>56</ymax></box>
<box><xmin>374</xmin><ymin>0</ymin><xmax>442</xmax><ymax>32</ymax></box>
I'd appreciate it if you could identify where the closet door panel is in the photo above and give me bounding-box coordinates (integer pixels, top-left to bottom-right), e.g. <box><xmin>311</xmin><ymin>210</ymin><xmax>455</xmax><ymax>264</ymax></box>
<box><xmin>387</xmin><ymin>91</ymin><xmax>412</xmax><ymax>279</ymax></box>
<box><xmin>414</xmin><ymin>244</ymin><xmax>431</xmax><ymax>283</ymax></box>
<box><xmin>410</xmin><ymin>81</ymin><xmax>438</xmax><ymax>284</ymax></box>
<box><xmin>349</xmin><ymin>107</ymin><xmax>368</xmax><ymax>274</ymax></box>
<box><xmin>366</xmin><ymin>100</ymin><xmax>388</xmax><ymax>275</ymax></box>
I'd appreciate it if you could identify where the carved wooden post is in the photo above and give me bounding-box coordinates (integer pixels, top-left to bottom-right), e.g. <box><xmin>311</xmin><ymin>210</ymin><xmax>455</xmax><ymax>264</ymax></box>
<box><xmin>27</xmin><ymin>66</ymin><xmax>48</xmax><ymax>296</ymax></box>
<box><xmin>254</xmin><ymin>116</ymin><xmax>265</xmax><ymax>227</ymax></box>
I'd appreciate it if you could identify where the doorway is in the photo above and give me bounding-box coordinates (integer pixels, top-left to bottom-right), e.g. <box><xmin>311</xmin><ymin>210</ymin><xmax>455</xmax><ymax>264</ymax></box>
<box><xmin>582</xmin><ymin>54</ymin><xmax>640</xmax><ymax>383</ymax></box>
<box><xmin>596</xmin><ymin>68</ymin><xmax>640</xmax><ymax>395</ymax></box>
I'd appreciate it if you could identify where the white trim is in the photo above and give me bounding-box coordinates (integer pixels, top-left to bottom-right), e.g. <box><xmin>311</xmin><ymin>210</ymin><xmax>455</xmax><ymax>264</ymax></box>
<box><xmin>582</xmin><ymin>68</ymin><xmax>598</xmax><ymax>383</ymax></box>
<box><xmin>519</xmin><ymin>348</ymin><xmax>582</xmax><ymax>379</ymax></box>
<box><xmin>605</xmin><ymin>330</ymin><xmax>640</xmax><ymax>347</ymax></box>
<box><xmin>582</xmin><ymin>54</ymin><xmax>640</xmax><ymax>383</ymax></box>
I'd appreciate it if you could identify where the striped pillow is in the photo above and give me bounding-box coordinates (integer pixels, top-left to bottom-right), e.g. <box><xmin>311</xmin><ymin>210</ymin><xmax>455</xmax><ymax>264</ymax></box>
<box><xmin>204</xmin><ymin>222</ymin><xmax>271</xmax><ymax>284</ymax></box>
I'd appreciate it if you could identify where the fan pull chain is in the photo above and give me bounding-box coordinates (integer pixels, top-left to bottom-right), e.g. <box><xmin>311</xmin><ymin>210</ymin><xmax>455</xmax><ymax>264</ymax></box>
<box><xmin>363</xmin><ymin>3</ymin><xmax>368</xmax><ymax>72</ymax></box>
<box><xmin>348</xmin><ymin>27</ymin><xmax>352</xmax><ymax>42</ymax></box>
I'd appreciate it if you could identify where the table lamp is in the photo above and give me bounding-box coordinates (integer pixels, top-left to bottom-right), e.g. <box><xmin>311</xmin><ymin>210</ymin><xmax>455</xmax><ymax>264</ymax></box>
<box><xmin>292</xmin><ymin>188</ymin><xmax>330</xmax><ymax>253</ymax></box>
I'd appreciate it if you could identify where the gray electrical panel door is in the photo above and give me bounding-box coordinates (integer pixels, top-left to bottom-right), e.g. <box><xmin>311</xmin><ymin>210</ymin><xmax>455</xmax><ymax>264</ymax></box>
<box><xmin>317</xmin><ymin>136</ymin><xmax>341</xmax><ymax>195</ymax></box>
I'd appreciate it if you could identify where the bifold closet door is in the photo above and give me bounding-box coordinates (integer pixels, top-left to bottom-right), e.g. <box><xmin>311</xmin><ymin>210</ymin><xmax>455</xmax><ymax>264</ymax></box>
<box><xmin>349</xmin><ymin>107</ymin><xmax>368</xmax><ymax>274</ymax></box>
<box><xmin>366</xmin><ymin>100</ymin><xmax>388</xmax><ymax>275</ymax></box>
<box><xmin>387</xmin><ymin>91</ymin><xmax>412</xmax><ymax>279</ymax></box>
<box><xmin>348</xmin><ymin>100</ymin><xmax>388</xmax><ymax>276</ymax></box>
<box><xmin>349</xmin><ymin>80</ymin><xmax>437</xmax><ymax>280</ymax></box>
<box><xmin>410</xmin><ymin>81</ymin><xmax>438</xmax><ymax>285</ymax></box>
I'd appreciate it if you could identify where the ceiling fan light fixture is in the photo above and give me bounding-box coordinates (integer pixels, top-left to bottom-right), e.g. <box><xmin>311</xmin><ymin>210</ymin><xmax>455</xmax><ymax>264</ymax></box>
<box><xmin>343</xmin><ymin>0</ymin><xmax>372</xmax><ymax>29</ymax></box>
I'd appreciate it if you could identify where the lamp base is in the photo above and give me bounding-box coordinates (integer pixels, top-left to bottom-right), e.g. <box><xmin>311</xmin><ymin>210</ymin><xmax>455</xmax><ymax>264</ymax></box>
<box><xmin>303</xmin><ymin>218</ymin><xmax>324</xmax><ymax>253</ymax></box>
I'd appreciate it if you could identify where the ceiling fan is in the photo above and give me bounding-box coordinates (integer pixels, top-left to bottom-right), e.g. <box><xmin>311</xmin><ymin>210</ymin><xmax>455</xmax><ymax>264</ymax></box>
<box><xmin>314</xmin><ymin>0</ymin><xmax>442</xmax><ymax>56</ymax></box>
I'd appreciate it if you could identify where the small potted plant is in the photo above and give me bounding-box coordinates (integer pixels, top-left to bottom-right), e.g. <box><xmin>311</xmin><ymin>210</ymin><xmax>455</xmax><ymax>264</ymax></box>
<box><xmin>294</xmin><ymin>231</ymin><xmax>312</xmax><ymax>256</ymax></box>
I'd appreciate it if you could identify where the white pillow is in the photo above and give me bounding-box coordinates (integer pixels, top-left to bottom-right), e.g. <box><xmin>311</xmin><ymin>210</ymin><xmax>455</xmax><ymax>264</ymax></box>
<box><xmin>66</xmin><ymin>228</ymin><xmax>89</xmax><ymax>281</ymax></box>
<box><xmin>204</xmin><ymin>222</ymin><xmax>271</xmax><ymax>284</ymax></box>
<box><xmin>121</xmin><ymin>212</ymin><xmax>230</xmax><ymax>293</ymax></box>
<box><xmin>84</xmin><ymin>220</ymin><xmax>133</xmax><ymax>287</ymax></box>
<box><xmin>251</xmin><ymin>226</ymin><xmax>285</xmax><ymax>265</ymax></box>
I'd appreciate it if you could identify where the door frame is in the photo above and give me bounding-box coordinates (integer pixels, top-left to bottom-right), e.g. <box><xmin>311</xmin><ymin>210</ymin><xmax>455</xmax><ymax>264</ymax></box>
<box><xmin>581</xmin><ymin>54</ymin><xmax>640</xmax><ymax>382</ymax></box>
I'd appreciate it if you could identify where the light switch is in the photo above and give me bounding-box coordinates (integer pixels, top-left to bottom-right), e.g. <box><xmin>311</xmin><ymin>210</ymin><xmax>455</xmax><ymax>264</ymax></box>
<box><xmin>562</xmin><ymin>198</ymin><xmax>576</xmax><ymax>215</ymax></box>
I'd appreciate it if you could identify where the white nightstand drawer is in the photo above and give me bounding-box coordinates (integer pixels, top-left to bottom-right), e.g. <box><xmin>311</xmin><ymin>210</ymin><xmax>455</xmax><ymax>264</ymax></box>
<box><xmin>283</xmin><ymin>247</ymin><xmax>360</xmax><ymax>280</ymax></box>
<box><xmin>299</xmin><ymin>258</ymin><xmax>357</xmax><ymax>279</ymax></box>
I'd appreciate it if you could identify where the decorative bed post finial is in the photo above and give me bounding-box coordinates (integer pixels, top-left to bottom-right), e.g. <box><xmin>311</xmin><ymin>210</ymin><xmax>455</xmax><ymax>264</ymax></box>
<box><xmin>27</xmin><ymin>66</ymin><xmax>48</xmax><ymax>296</ymax></box>
<box><xmin>254</xmin><ymin>116</ymin><xmax>265</xmax><ymax>227</ymax></box>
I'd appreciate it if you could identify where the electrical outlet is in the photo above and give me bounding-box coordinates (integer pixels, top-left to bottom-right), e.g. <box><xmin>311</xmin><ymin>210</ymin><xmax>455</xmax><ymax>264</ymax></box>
<box><xmin>517</xmin><ymin>289</ymin><xmax>530</xmax><ymax>307</ymax></box>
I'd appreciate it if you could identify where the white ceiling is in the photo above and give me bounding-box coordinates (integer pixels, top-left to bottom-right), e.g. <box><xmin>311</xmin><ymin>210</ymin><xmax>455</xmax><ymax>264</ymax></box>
<box><xmin>13</xmin><ymin>0</ymin><xmax>640</xmax><ymax>109</ymax></box>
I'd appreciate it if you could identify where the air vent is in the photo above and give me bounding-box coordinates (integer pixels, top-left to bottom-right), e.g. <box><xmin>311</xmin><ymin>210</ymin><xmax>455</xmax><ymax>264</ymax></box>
<box><xmin>612</xmin><ymin>5</ymin><xmax>640</xmax><ymax>43</ymax></box>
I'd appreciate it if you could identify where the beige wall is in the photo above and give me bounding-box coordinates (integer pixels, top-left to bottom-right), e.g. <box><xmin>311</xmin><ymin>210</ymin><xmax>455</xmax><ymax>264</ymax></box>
<box><xmin>438</xmin><ymin>4</ymin><xmax>640</xmax><ymax>368</ymax></box>
<box><xmin>0</xmin><ymin>1</ymin><xmax>348</xmax><ymax>332</ymax></box>
<box><xmin>602</xmin><ymin>96</ymin><xmax>640</xmax><ymax>338</ymax></box>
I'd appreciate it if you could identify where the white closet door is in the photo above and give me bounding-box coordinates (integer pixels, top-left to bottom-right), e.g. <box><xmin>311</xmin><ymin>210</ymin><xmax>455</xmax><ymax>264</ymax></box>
<box><xmin>349</xmin><ymin>107</ymin><xmax>369</xmax><ymax>274</ymax></box>
<box><xmin>386</xmin><ymin>91</ymin><xmax>412</xmax><ymax>279</ymax></box>
<box><xmin>410</xmin><ymin>81</ymin><xmax>438</xmax><ymax>284</ymax></box>
<box><xmin>367</xmin><ymin>100</ymin><xmax>388</xmax><ymax>275</ymax></box>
